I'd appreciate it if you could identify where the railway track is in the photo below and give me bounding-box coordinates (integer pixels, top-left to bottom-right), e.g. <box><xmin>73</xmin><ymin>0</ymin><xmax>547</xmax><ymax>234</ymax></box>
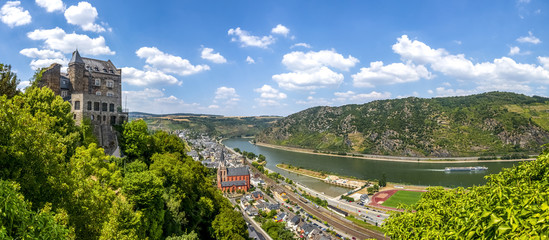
<box><xmin>251</xmin><ymin>164</ymin><xmax>388</xmax><ymax>239</ymax></box>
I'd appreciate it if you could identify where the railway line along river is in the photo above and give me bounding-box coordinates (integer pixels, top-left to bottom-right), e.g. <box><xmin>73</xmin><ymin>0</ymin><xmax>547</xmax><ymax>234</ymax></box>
<box><xmin>222</xmin><ymin>138</ymin><xmax>526</xmax><ymax>197</ymax></box>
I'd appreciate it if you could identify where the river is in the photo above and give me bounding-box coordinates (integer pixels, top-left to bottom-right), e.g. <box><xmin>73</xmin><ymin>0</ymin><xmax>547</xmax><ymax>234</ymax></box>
<box><xmin>222</xmin><ymin>138</ymin><xmax>524</xmax><ymax>196</ymax></box>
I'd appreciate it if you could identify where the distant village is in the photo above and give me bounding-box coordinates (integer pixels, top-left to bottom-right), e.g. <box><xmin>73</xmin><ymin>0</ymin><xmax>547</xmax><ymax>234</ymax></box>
<box><xmin>178</xmin><ymin>130</ymin><xmax>339</xmax><ymax>240</ymax></box>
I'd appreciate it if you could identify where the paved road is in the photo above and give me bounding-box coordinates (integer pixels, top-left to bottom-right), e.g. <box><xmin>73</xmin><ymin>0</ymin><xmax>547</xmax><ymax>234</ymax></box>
<box><xmin>229</xmin><ymin>198</ymin><xmax>272</xmax><ymax>240</ymax></box>
<box><xmin>250</xmin><ymin>165</ymin><xmax>388</xmax><ymax>240</ymax></box>
<box><xmin>294</xmin><ymin>182</ymin><xmax>389</xmax><ymax>225</ymax></box>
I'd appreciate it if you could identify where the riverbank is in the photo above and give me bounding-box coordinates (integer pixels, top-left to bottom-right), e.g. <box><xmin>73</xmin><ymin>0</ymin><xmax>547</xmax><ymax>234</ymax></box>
<box><xmin>278</xmin><ymin>163</ymin><xmax>430</xmax><ymax>193</ymax></box>
<box><xmin>255</xmin><ymin>141</ymin><xmax>535</xmax><ymax>164</ymax></box>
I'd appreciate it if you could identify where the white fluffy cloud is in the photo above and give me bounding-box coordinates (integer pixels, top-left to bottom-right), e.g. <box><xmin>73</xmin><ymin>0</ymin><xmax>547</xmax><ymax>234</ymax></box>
<box><xmin>391</xmin><ymin>35</ymin><xmax>549</xmax><ymax>91</ymax></box>
<box><xmin>539</xmin><ymin>57</ymin><xmax>549</xmax><ymax>69</ymax></box>
<box><xmin>214</xmin><ymin>86</ymin><xmax>239</xmax><ymax>105</ymax></box>
<box><xmin>201</xmin><ymin>47</ymin><xmax>227</xmax><ymax>64</ymax></box>
<box><xmin>282</xmin><ymin>50</ymin><xmax>359</xmax><ymax>72</ymax></box>
<box><xmin>333</xmin><ymin>91</ymin><xmax>391</xmax><ymax>103</ymax></box>
<box><xmin>136</xmin><ymin>47</ymin><xmax>210</xmax><ymax>76</ymax></box>
<box><xmin>273</xmin><ymin>66</ymin><xmax>344</xmax><ymax>90</ymax></box>
<box><xmin>35</xmin><ymin>0</ymin><xmax>64</xmax><ymax>12</ymax></box>
<box><xmin>273</xmin><ymin>49</ymin><xmax>358</xmax><ymax>90</ymax></box>
<box><xmin>228</xmin><ymin>27</ymin><xmax>275</xmax><ymax>48</ymax></box>
<box><xmin>19</xmin><ymin>48</ymin><xmax>64</xmax><ymax>59</ymax></box>
<box><xmin>246</xmin><ymin>56</ymin><xmax>255</xmax><ymax>64</ymax></box>
<box><xmin>64</xmin><ymin>2</ymin><xmax>105</xmax><ymax>32</ymax></box>
<box><xmin>517</xmin><ymin>31</ymin><xmax>541</xmax><ymax>44</ymax></box>
<box><xmin>254</xmin><ymin>85</ymin><xmax>287</xmax><ymax>99</ymax></box>
<box><xmin>509</xmin><ymin>46</ymin><xmax>521</xmax><ymax>56</ymax></box>
<box><xmin>291</xmin><ymin>43</ymin><xmax>312</xmax><ymax>49</ymax></box>
<box><xmin>121</xmin><ymin>67</ymin><xmax>180</xmax><ymax>86</ymax></box>
<box><xmin>254</xmin><ymin>84</ymin><xmax>287</xmax><ymax>106</ymax></box>
<box><xmin>352</xmin><ymin>61</ymin><xmax>431</xmax><ymax>88</ymax></box>
<box><xmin>123</xmin><ymin>88</ymin><xmax>201</xmax><ymax>113</ymax></box>
<box><xmin>1</xmin><ymin>1</ymin><xmax>31</xmax><ymax>27</ymax></box>
<box><xmin>271</xmin><ymin>24</ymin><xmax>290</xmax><ymax>36</ymax></box>
<box><xmin>20</xmin><ymin>48</ymin><xmax>68</xmax><ymax>70</ymax></box>
<box><xmin>27</xmin><ymin>27</ymin><xmax>115</xmax><ymax>55</ymax></box>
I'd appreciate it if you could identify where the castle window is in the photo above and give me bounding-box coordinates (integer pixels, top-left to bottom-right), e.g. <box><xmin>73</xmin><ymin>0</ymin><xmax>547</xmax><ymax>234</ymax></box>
<box><xmin>96</xmin><ymin>91</ymin><xmax>101</xmax><ymax>96</ymax></box>
<box><xmin>94</xmin><ymin>67</ymin><xmax>99</xmax><ymax>71</ymax></box>
<box><xmin>87</xmin><ymin>101</ymin><xmax>92</xmax><ymax>110</ymax></box>
<box><xmin>103</xmin><ymin>115</ymin><xmax>106</xmax><ymax>122</ymax></box>
<box><xmin>91</xmin><ymin>115</ymin><xmax>94</xmax><ymax>120</ymax></box>
<box><xmin>103</xmin><ymin>68</ymin><xmax>107</xmax><ymax>72</ymax></box>
<box><xmin>109</xmin><ymin>69</ymin><xmax>114</xmax><ymax>74</ymax></box>
<box><xmin>61</xmin><ymin>90</ymin><xmax>68</xmax><ymax>98</ymax></box>
<box><xmin>74</xmin><ymin>101</ymin><xmax>80</xmax><ymax>110</ymax></box>
<box><xmin>109</xmin><ymin>103</ymin><xmax>115</xmax><ymax>112</ymax></box>
<box><xmin>102</xmin><ymin>103</ymin><xmax>107</xmax><ymax>111</ymax></box>
<box><xmin>106</xmin><ymin>80</ymin><xmax>114</xmax><ymax>88</ymax></box>
<box><xmin>94</xmin><ymin>79</ymin><xmax>101</xmax><ymax>86</ymax></box>
<box><xmin>94</xmin><ymin>102</ymin><xmax>99</xmax><ymax>111</ymax></box>
<box><xmin>107</xmin><ymin>91</ymin><xmax>114</xmax><ymax>97</ymax></box>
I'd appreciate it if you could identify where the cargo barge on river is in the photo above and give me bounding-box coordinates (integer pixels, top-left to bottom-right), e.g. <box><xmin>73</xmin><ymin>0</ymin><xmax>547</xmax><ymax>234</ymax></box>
<box><xmin>444</xmin><ymin>166</ymin><xmax>488</xmax><ymax>172</ymax></box>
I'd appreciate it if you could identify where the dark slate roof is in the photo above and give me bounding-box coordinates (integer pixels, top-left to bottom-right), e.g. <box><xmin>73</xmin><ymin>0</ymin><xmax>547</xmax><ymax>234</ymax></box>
<box><xmin>267</xmin><ymin>203</ymin><xmax>280</xmax><ymax>210</ymax></box>
<box><xmin>60</xmin><ymin>76</ymin><xmax>71</xmax><ymax>89</ymax></box>
<box><xmin>221</xmin><ymin>180</ymin><xmax>247</xmax><ymax>187</ymax></box>
<box><xmin>302</xmin><ymin>223</ymin><xmax>317</xmax><ymax>234</ymax></box>
<box><xmin>275</xmin><ymin>212</ymin><xmax>286</xmax><ymax>220</ymax></box>
<box><xmin>82</xmin><ymin>57</ymin><xmax>118</xmax><ymax>75</ymax></box>
<box><xmin>227</xmin><ymin>166</ymin><xmax>249</xmax><ymax>177</ymax></box>
<box><xmin>252</xmin><ymin>191</ymin><xmax>263</xmax><ymax>198</ymax></box>
<box><xmin>69</xmin><ymin>50</ymin><xmax>84</xmax><ymax>64</ymax></box>
<box><xmin>290</xmin><ymin>215</ymin><xmax>301</xmax><ymax>225</ymax></box>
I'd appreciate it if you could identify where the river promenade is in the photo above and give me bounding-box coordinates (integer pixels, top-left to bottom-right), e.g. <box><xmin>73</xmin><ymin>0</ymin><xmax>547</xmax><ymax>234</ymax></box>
<box><xmin>255</xmin><ymin>142</ymin><xmax>536</xmax><ymax>164</ymax></box>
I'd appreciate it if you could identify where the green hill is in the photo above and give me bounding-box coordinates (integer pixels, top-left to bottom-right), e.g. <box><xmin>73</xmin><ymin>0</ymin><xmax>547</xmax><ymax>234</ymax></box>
<box><xmin>131</xmin><ymin>113</ymin><xmax>282</xmax><ymax>138</ymax></box>
<box><xmin>256</xmin><ymin>92</ymin><xmax>549</xmax><ymax>157</ymax></box>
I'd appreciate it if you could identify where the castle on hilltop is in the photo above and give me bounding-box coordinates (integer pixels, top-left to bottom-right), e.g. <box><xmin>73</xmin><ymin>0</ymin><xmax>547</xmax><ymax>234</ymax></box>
<box><xmin>39</xmin><ymin>50</ymin><xmax>128</xmax><ymax>154</ymax></box>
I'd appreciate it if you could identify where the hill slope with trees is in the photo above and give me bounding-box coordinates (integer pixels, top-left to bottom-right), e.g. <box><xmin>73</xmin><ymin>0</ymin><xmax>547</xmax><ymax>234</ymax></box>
<box><xmin>257</xmin><ymin>92</ymin><xmax>549</xmax><ymax>157</ymax></box>
<box><xmin>384</xmin><ymin>146</ymin><xmax>549</xmax><ymax>238</ymax></box>
<box><xmin>0</xmin><ymin>65</ymin><xmax>248</xmax><ymax>240</ymax></box>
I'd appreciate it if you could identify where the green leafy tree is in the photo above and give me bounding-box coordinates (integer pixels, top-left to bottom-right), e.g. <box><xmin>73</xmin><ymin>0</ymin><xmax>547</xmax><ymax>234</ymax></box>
<box><xmin>123</xmin><ymin>171</ymin><xmax>165</xmax><ymax>240</ymax></box>
<box><xmin>121</xmin><ymin>120</ymin><xmax>154</xmax><ymax>163</ymax></box>
<box><xmin>0</xmin><ymin>180</ymin><xmax>71</xmax><ymax>239</ymax></box>
<box><xmin>152</xmin><ymin>130</ymin><xmax>187</xmax><ymax>157</ymax></box>
<box><xmin>379</xmin><ymin>173</ymin><xmax>387</xmax><ymax>187</ymax></box>
<box><xmin>99</xmin><ymin>196</ymin><xmax>142</xmax><ymax>240</ymax></box>
<box><xmin>0</xmin><ymin>87</ymin><xmax>77</xmax><ymax>208</ymax></box>
<box><xmin>384</xmin><ymin>150</ymin><xmax>549</xmax><ymax>239</ymax></box>
<box><xmin>261</xmin><ymin>220</ymin><xmax>294</xmax><ymax>240</ymax></box>
<box><xmin>211</xmin><ymin>207</ymin><xmax>248</xmax><ymax>240</ymax></box>
<box><xmin>0</xmin><ymin>63</ymin><xmax>20</xmax><ymax>98</ymax></box>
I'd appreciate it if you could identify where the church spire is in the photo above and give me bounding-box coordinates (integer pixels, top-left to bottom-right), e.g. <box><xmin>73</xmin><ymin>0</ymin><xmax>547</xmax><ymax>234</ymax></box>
<box><xmin>69</xmin><ymin>50</ymin><xmax>84</xmax><ymax>64</ymax></box>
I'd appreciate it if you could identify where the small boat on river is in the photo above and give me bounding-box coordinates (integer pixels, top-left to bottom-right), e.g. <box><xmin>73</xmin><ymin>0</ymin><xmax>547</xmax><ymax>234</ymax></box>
<box><xmin>444</xmin><ymin>166</ymin><xmax>488</xmax><ymax>172</ymax></box>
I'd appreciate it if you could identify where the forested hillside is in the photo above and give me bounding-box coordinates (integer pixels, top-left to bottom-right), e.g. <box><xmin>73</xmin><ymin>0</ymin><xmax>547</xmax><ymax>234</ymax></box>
<box><xmin>257</xmin><ymin>92</ymin><xmax>549</xmax><ymax>157</ymax></box>
<box><xmin>0</xmin><ymin>85</ymin><xmax>247</xmax><ymax>239</ymax></box>
<box><xmin>134</xmin><ymin>112</ymin><xmax>281</xmax><ymax>138</ymax></box>
<box><xmin>384</xmin><ymin>147</ymin><xmax>549</xmax><ymax>238</ymax></box>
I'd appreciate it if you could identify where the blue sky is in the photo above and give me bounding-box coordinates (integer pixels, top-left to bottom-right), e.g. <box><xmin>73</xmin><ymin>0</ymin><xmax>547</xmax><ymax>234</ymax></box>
<box><xmin>1</xmin><ymin>0</ymin><xmax>548</xmax><ymax>116</ymax></box>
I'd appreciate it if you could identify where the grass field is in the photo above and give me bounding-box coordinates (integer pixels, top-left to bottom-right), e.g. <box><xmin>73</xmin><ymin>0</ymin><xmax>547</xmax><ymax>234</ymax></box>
<box><xmin>381</xmin><ymin>190</ymin><xmax>423</xmax><ymax>208</ymax></box>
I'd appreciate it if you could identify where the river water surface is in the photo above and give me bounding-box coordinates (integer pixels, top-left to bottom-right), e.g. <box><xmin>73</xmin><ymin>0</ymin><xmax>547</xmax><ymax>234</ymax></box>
<box><xmin>223</xmin><ymin>138</ymin><xmax>524</xmax><ymax>196</ymax></box>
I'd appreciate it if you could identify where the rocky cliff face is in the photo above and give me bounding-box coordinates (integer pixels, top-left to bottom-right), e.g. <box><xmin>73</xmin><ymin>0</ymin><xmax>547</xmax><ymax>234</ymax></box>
<box><xmin>256</xmin><ymin>92</ymin><xmax>549</xmax><ymax>157</ymax></box>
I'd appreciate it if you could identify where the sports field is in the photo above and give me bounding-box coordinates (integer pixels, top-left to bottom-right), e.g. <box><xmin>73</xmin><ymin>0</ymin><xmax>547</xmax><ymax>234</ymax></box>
<box><xmin>381</xmin><ymin>190</ymin><xmax>423</xmax><ymax>208</ymax></box>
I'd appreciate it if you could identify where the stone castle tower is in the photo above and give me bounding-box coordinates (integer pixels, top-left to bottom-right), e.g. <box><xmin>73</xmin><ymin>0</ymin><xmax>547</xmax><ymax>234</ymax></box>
<box><xmin>40</xmin><ymin>50</ymin><xmax>128</xmax><ymax>154</ymax></box>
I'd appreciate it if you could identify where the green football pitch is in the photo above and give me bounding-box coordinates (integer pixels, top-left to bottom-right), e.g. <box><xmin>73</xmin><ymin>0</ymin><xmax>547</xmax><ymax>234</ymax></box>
<box><xmin>381</xmin><ymin>190</ymin><xmax>423</xmax><ymax>208</ymax></box>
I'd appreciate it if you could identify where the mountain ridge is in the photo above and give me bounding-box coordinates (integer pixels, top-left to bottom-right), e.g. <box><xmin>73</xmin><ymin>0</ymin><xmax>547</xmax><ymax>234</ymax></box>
<box><xmin>256</xmin><ymin>92</ymin><xmax>549</xmax><ymax>157</ymax></box>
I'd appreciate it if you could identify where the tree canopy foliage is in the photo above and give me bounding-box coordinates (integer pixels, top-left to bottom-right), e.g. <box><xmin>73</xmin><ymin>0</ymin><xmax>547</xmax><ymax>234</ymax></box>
<box><xmin>0</xmin><ymin>86</ymin><xmax>248</xmax><ymax>239</ymax></box>
<box><xmin>384</xmin><ymin>146</ymin><xmax>549</xmax><ymax>239</ymax></box>
<box><xmin>0</xmin><ymin>63</ymin><xmax>20</xmax><ymax>98</ymax></box>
